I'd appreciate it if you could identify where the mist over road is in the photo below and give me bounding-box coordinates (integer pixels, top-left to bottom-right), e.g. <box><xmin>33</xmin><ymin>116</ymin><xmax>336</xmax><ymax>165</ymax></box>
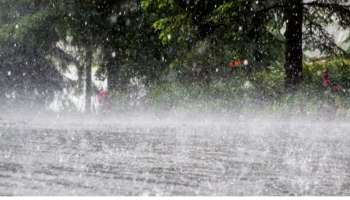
<box><xmin>0</xmin><ymin>116</ymin><xmax>350</xmax><ymax>195</ymax></box>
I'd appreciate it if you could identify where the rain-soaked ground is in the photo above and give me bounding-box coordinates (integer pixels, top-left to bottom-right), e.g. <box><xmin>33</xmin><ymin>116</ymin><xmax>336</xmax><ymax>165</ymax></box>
<box><xmin>1</xmin><ymin>113</ymin><xmax>350</xmax><ymax>195</ymax></box>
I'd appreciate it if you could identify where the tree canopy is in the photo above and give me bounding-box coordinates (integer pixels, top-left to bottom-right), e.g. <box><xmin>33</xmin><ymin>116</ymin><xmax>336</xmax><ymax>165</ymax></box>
<box><xmin>1</xmin><ymin>0</ymin><xmax>350</xmax><ymax>111</ymax></box>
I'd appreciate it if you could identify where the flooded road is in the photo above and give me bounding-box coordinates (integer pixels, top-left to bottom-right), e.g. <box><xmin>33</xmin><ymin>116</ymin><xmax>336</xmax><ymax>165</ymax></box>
<box><xmin>1</xmin><ymin>119</ymin><xmax>350</xmax><ymax>195</ymax></box>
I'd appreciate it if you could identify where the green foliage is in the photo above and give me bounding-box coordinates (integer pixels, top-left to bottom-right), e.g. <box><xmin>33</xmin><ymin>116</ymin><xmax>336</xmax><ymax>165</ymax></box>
<box><xmin>305</xmin><ymin>58</ymin><xmax>350</xmax><ymax>88</ymax></box>
<box><xmin>145</xmin><ymin>58</ymin><xmax>350</xmax><ymax>114</ymax></box>
<box><xmin>148</xmin><ymin>64</ymin><xmax>283</xmax><ymax>107</ymax></box>
<box><xmin>0</xmin><ymin>0</ymin><xmax>63</xmax><ymax>105</ymax></box>
<box><xmin>141</xmin><ymin>0</ymin><xmax>177</xmax><ymax>12</ymax></box>
<box><xmin>2</xmin><ymin>0</ymin><xmax>350</xmax><ymax>111</ymax></box>
<box><xmin>153</xmin><ymin>14</ymin><xmax>189</xmax><ymax>44</ymax></box>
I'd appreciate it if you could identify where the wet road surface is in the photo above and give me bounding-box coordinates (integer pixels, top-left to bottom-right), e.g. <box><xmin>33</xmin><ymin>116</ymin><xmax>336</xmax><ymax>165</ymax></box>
<box><xmin>0</xmin><ymin>120</ymin><xmax>350</xmax><ymax>195</ymax></box>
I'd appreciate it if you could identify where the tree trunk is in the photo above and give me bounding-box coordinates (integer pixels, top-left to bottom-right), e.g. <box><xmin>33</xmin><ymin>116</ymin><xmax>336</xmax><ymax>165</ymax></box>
<box><xmin>107</xmin><ymin>59</ymin><xmax>119</xmax><ymax>93</ymax></box>
<box><xmin>77</xmin><ymin>64</ymin><xmax>83</xmax><ymax>93</ymax></box>
<box><xmin>85</xmin><ymin>47</ymin><xmax>93</xmax><ymax>113</ymax></box>
<box><xmin>102</xmin><ymin>46</ymin><xmax>119</xmax><ymax>93</ymax></box>
<box><xmin>284</xmin><ymin>0</ymin><xmax>303</xmax><ymax>89</ymax></box>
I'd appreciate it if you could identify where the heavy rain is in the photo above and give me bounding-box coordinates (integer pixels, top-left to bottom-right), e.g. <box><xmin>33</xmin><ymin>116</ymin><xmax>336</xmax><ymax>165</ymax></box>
<box><xmin>1</xmin><ymin>0</ymin><xmax>350</xmax><ymax>196</ymax></box>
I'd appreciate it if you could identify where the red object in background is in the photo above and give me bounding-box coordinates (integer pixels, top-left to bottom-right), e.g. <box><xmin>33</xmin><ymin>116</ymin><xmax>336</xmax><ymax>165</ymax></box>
<box><xmin>96</xmin><ymin>90</ymin><xmax>112</xmax><ymax>112</ymax></box>
<box><xmin>322</xmin><ymin>68</ymin><xmax>331</xmax><ymax>87</ymax></box>
<box><xmin>322</xmin><ymin>68</ymin><xmax>342</xmax><ymax>93</ymax></box>
<box><xmin>97</xmin><ymin>90</ymin><xmax>108</xmax><ymax>104</ymax></box>
<box><xmin>228</xmin><ymin>60</ymin><xmax>242</xmax><ymax>68</ymax></box>
<box><xmin>332</xmin><ymin>84</ymin><xmax>341</xmax><ymax>93</ymax></box>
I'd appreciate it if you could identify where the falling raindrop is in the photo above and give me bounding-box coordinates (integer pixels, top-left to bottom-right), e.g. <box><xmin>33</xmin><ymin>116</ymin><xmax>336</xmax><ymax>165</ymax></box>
<box><xmin>243</xmin><ymin>59</ymin><xmax>249</xmax><ymax>65</ymax></box>
<box><xmin>110</xmin><ymin>15</ymin><xmax>117</xmax><ymax>24</ymax></box>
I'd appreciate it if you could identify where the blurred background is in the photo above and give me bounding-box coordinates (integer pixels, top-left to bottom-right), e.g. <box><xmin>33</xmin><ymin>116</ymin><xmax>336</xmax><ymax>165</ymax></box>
<box><xmin>0</xmin><ymin>0</ymin><xmax>349</xmax><ymax>115</ymax></box>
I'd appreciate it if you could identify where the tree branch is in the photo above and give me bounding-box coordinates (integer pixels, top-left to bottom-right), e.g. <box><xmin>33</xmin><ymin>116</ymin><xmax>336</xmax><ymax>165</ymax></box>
<box><xmin>303</xmin><ymin>2</ymin><xmax>350</xmax><ymax>9</ymax></box>
<box><xmin>304</xmin><ymin>15</ymin><xmax>349</xmax><ymax>57</ymax></box>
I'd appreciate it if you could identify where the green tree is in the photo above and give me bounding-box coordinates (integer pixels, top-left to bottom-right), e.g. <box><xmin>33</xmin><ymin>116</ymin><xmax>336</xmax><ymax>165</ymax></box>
<box><xmin>142</xmin><ymin>0</ymin><xmax>350</xmax><ymax>89</ymax></box>
<box><xmin>0</xmin><ymin>0</ymin><xmax>64</xmax><ymax>107</ymax></box>
<box><xmin>57</xmin><ymin>0</ymin><xmax>168</xmax><ymax>112</ymax></box>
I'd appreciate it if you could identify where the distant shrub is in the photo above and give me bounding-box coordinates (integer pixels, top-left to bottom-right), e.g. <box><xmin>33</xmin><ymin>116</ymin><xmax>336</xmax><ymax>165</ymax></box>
<box><xmin>145</xmin><ymin>58</ymin><xmax>350</xmax><ymax>114</ymax></box>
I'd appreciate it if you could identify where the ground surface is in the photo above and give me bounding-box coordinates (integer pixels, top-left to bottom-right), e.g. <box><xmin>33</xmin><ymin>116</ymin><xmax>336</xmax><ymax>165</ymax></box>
<box><xmin>0</xmin><ymin>116</ymin><xmax>350</xmax><ymax>195</ymax></box>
